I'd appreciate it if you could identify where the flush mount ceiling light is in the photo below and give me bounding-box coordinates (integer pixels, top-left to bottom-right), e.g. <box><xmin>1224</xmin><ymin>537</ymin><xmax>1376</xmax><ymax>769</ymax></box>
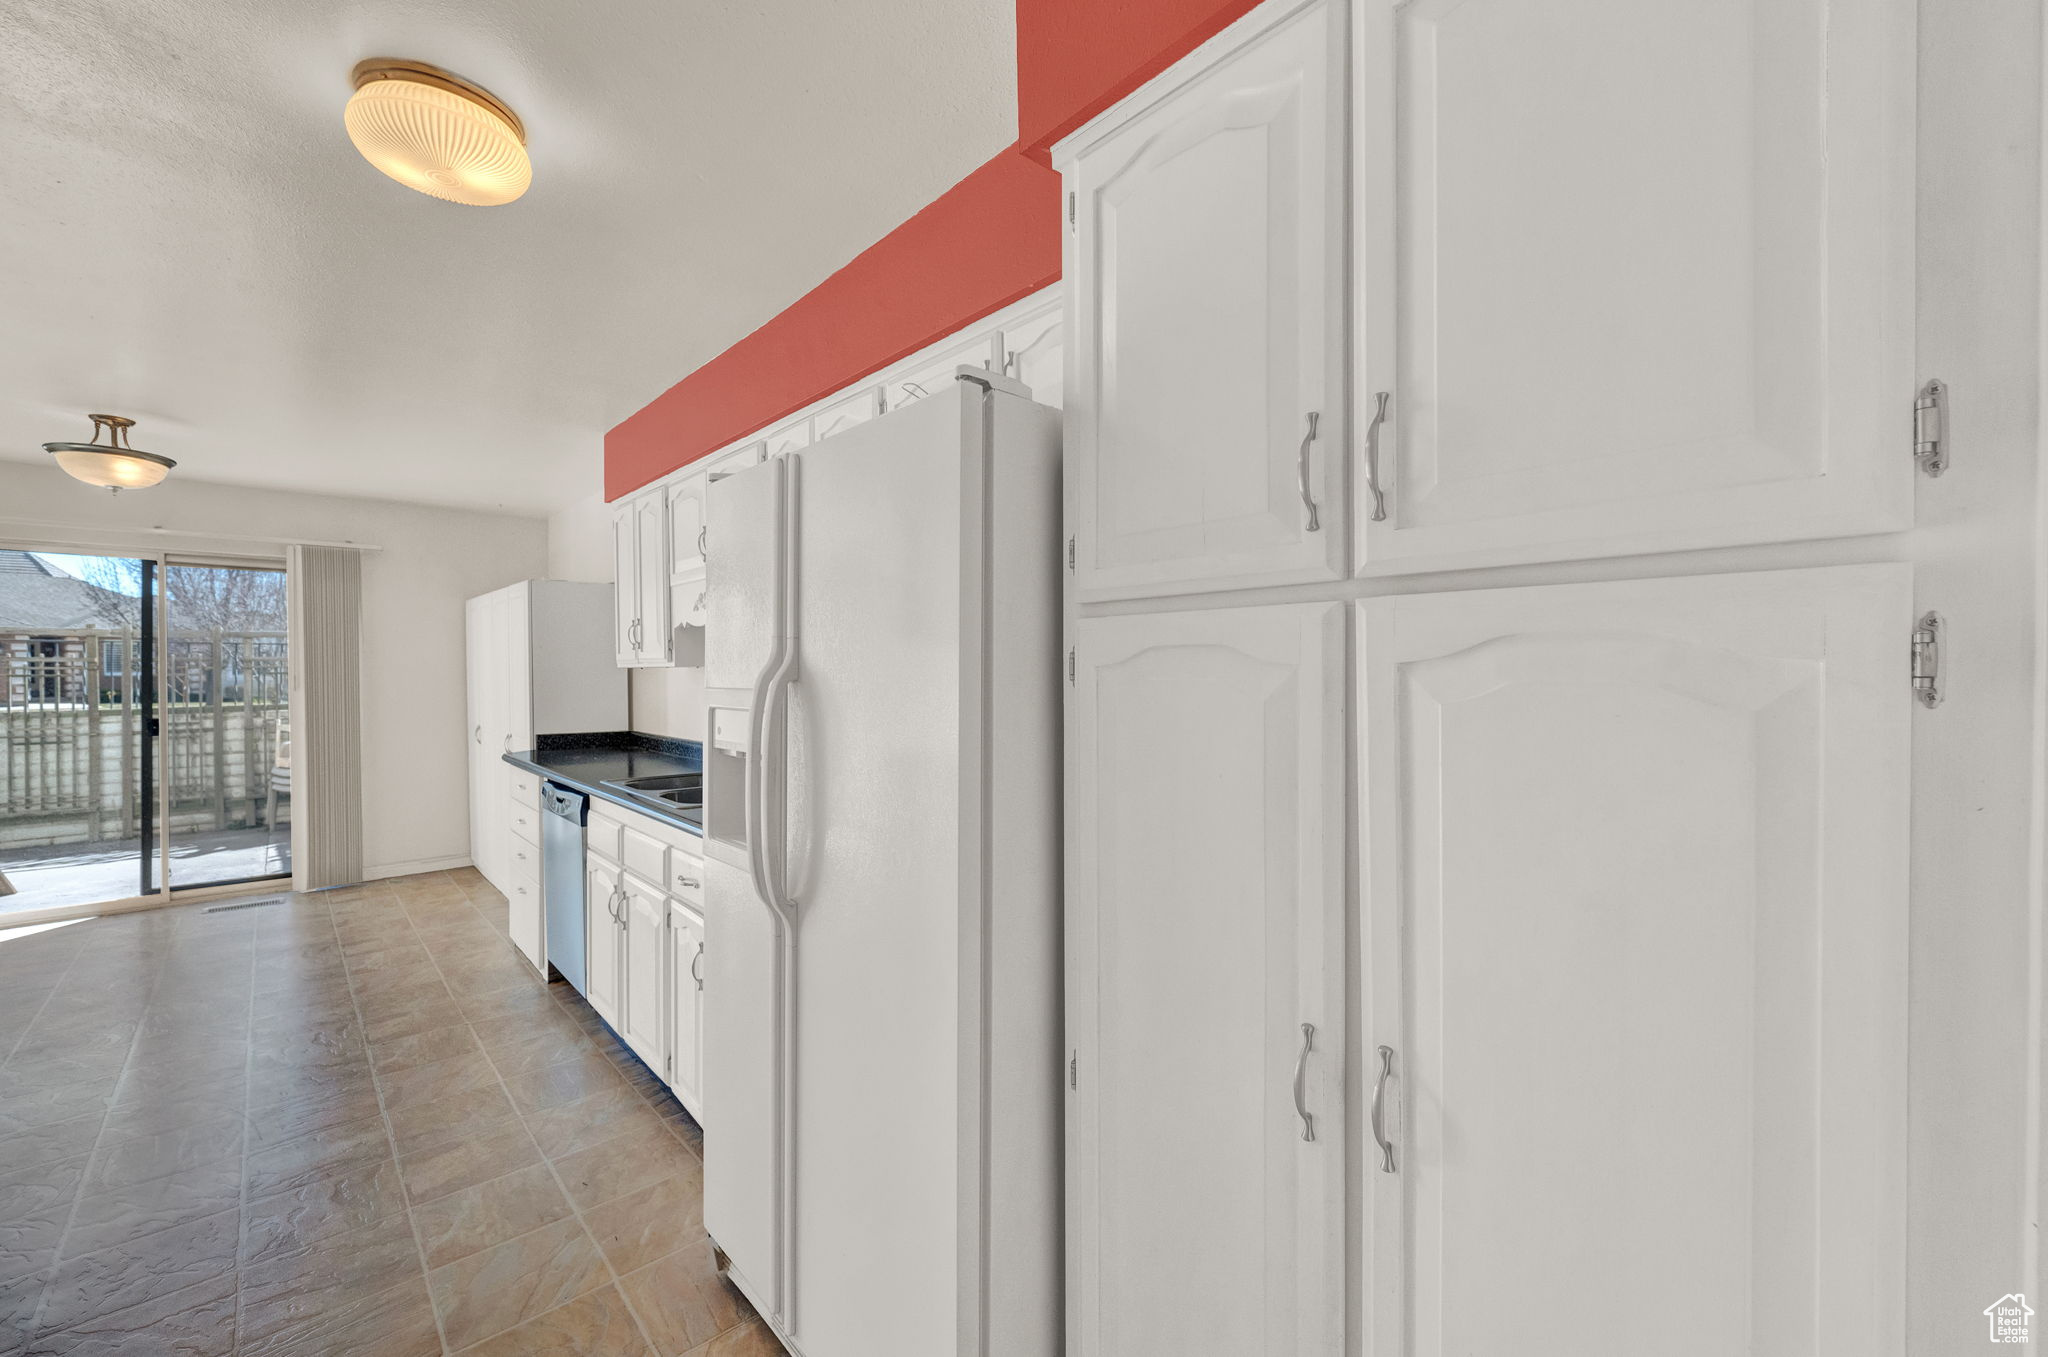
<box><xmin>344</xmin><ymin>58</ymin><xmax>531</xmax><ymax>206</ymax></box>
<box><xmin>43</xmin><ymin>413</ymin><xmax>176</xmax><ymax>492</ymax></box>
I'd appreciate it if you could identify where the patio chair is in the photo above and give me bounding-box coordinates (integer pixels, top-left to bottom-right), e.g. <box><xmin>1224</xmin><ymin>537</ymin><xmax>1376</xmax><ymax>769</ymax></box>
<box><xmin>265</xmin><ymin>713</ymin><xmax>291</xmax><ymax>837</ymax></box>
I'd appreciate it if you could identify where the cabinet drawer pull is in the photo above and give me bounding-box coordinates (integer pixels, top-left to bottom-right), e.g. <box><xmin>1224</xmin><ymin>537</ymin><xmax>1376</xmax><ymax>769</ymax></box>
<box><xmin>675</xmin><ymin>876</ymin><xmax>701</xmax><ymax>891</ymax></box>
<box><xmin>1293</xmin><ymin>1022</ymin><xmax>1316</xmax><ymax>1143</ymax></box>
<box><xmin>1362</xmin><ymin>391</ymin><xmax>1390</xmax><ymax>523</ymax></box>
<box><xmin>1297</xmin><ymin>412</ymin><xmax>1321</xmax><ymax>532</ymax></box>
<box><xmin>691</xmin><ymin>942</ymin><xmax>704</xmax><ymax>991</ymax></box>
<box><xmin>1370</xmin><ymin>1044</ymin><xmax>1397</xmax><ymax>1173</ymax></box>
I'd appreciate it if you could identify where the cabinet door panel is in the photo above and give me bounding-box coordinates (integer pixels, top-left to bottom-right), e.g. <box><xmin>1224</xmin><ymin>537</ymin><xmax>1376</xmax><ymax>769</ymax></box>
<box><xmin>1358</xmin><ymin>566</ymin><xmax>1909</xmax><ymax>1357</ymax></box>
<box><xmin>611</xmin><ymin>506</ymin><xmax>638</xmax><ymax>668</ymax></box>
<box><xmin>669</xmin><ymin>472</ymin><xmax>708</xmax><ymax>582</ymax></box>
<box><xmin>1067</xmin><ymin>602</ymin><xmax>1345</xmax><ymax>1357</ymax></box>
<box><xmin>882</xmin><ymin>330</ymin><xmax>1001</xmax><ymax>411</ymax></box>
<box><xmin>1000</xmin><ymin>299</ymin><xmax>1065</xmax><ymax>408</ymax></box>
<box><xmin>586</xmin><ymin>860</ymin><xmax>622</xmax><ymax>1026</ymax></box>
<box><xmin>667</xmin><ymin>902</ymin><xmax>704</xmax><ymax>1116</ymax></box>
<box><xmin>1355</xmin><ymin>0</ymin><xmax>1914</xmax><ymax>570</ymax></box>
<box><xmin>620</xmin><ymin>876</ymin><xmax>667</xmax><ymax>1071</ymax></box>
<box><xmin>812</xmin><ymin>387</ymin><xmax>882</xmax><ymax>442</ymax></box>
<box><xmin>1065</xmin><ymin>0</ymin><xmax>1347</xmax><ymax>600</ymax></box>
<box><xmin>633</xmin><ymin>492</ymin><xmax>672</xmax><ymax>664</ymax></box>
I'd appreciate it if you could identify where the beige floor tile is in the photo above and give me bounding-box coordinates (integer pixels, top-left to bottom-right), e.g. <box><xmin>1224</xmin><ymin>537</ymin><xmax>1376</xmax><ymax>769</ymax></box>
<box><xmin>581</xmin><ymin>1170</ymin><xmax>705</xmax><ymax>1275</ymax></box>
<box><xmin>236</xmin><ymin>1275</ymin><xmax>441</xmax><ymax>1357</ymax></box>
<box><xmin>413</xmin><ymin>1162</ymin><xmax>574</xmax><ymax>1269</ymax></box>
<box><xmin>460</xmin><ymin>1283</ymin><xmax>654</xmax><ymax>1356</ymax></box>
<box><xmin>33</xmin><ymin>1205</ymin><xmax>238</xmax><ymax>1334</ymax></box>
<box><xmin>679</xmin><ymin>1317</ymin><xmax>788</xmax><ymax>1357</ymax></box>
<box><xmin>387</xmin><ymin>1081</ymin><xmax>521</xmax><ymax>1159</ymax></box>
<box><xmin>24</xmin><ymin>1268</ymin><xmax>237</xmax><ymax>1357</ymax></box>
<box><xmin>241</xmin><ymin>1156</ymin><xmax>409</xmax><ymax>1265</ymax></box>
<box><xmin>616</xmin><ymin>1241</ymin><xmax>748</xmax><ymax>1356</ymax></box>
<box><xmin>0</xmin><ymin>1156</ymin><xmax>85</xmax><ymax>1286</ymax></box>
<box><xmin>552</xmin><ymin>1121</ymin><xmax>693</xmax><ymax>1212</ymax></box>
<box><xmin>243</xmin><ymin>1113</ymin><xmax>392</xmax><ymax>1200</ymax></box>
<box><xmin>63</xmin><ymin>1156</ymin><xmax>242</xmax><ymax>1260</ymax></box>
<box><xmin>398</xmin><ymin>1121</ymin><xmax>543</xmax><ymax>1205</ymax></box>
<box><xmin>376</xmin><ymin>1048</ymin><xmax>504</xmax><ymax>1113</ymax></box>
<box><xmin>501</xmin><ymin>1050</ymin><xmax>632</xmax><ymax>1115</ymax></box>
<box><xmin>527</xmin><ymin>1085</ymin><xmax>673</xmax><ymax>1162</ymax></box>
<box><xmin>371</xmin><ymin>1023</ymin><xmax>483</xmax><ymax>1075</ymax></box>
<box><xmin>428</xmin><ymin>1215</ymin><xmax>612</xmax><ymax>1350</ymax></box>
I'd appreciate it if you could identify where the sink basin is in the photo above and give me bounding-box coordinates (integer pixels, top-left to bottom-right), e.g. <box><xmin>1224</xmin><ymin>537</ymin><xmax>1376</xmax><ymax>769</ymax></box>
<box><xmin>608</xmin><ymin>774</ymin><xmax>701</xmax><ymax>794</ymax></box>
<box><xmin>601</xmin><ymin>773</ymin><xmax>703</xmax><ymax>810</ymax></box>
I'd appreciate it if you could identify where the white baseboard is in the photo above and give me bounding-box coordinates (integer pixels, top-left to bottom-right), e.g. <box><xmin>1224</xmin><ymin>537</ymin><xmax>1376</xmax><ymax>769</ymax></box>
<box><xmin>361</xmin><ymin>854</ymin><xmax>474</xmax><ymax>883</ymax></box>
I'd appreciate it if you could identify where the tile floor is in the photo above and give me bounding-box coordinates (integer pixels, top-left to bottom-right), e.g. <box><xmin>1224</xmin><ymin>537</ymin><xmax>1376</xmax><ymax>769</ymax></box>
<box><xmin>0</xmin><ymin>868</ymin><xmax>785</xmax><ymax>1356</ymax></box>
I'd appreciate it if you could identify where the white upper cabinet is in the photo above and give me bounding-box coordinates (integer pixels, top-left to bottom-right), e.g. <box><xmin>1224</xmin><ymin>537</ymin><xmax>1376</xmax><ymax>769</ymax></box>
<box><xmin>1357</xmin><ymin>565</ymin><xmax>1910</xmax><ymax>1357</ymax></box>
<box><xmin>999</xmin><ymin>298</ymin><xmax>1065</xmax><ymax>408</ymax></box>
<box><xmin>760</xmin><ymin>422</ymin><xmax>810</xmax><ymax>461</ymax></box>
<box><xmin>611</xmin><ymin>503</ymin><xmax>640</xmax><ymax>667</ymax></box>
<box><xmin>882</xmin><ymin>331</ymin><xmax>1002</xmax><ymax>411</ymax></box>
<box><xmin>812</xmin><ymin>386</ymin><xmax>883</xmax><ymax>442</ymax></box>
<box><xmin>1067</xmin><ymin>602</ymin><xmax>1346</xmax><ymax>1357</ymax></box>
<box><xmin>1353</xmin><ymin>0</ymin><xmax>1915</xmax><ymax>571</ymax></box>
<box><xmin>633</xmin><ymin>492</ymin><xmax>672</xmax><ymax>663</ymax></box>
<box><xmin>1061</xmin><ymin>0</ymin><xmax>1348</xmax><ymax>601</ymax></box>
<box><xmin>668</xmin><ymin>471</ymin><xmax>707</xmax><ymax>583</ymax></box>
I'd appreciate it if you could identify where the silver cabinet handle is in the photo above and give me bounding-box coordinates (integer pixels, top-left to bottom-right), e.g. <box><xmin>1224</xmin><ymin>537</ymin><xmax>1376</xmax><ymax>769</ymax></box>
<box><xmin>677</xmin><ymin>877</ymin><xmax>701</xmax><ymax>890</ymax></box>
<box><xmin>691</xmin><ymin>942</ymin><xmax>704</xmax><ymax>991</ymax></box>
<box><xmin>1293</xmin><ymin>1023</ymin><xmax>1316</xmax><ymax>1142</ymax></box>
<box><xmin>1370</xmin><ymin>1044</ymin><xmax>1396</xmax><ymax>1172</ymax></box>
<box><xmin>1297</xmin><ymin>412</ymin><xmax>1321</xmax><ymax>532</ymax></box>
<box><xmin>1363</xmin><ymin>391</ymin><xmax>1390</xmax><ymax>523</ymax></box>
<box><xmin>696</xmin><ymin>524</ymin><xmax>707</xmax><ymax>556</ymax></box>
<box><xmin>474</xmin><ymin>725</ymin><xmax>482</xmax><ymax>745</ymax></box>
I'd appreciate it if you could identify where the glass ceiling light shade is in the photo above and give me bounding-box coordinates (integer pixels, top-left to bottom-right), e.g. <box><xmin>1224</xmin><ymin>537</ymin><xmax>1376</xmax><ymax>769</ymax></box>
<box><xmin>345</xmin><ymin>59</ymin><xmax>531</xmax><ymax>206</ymax></box>
<box><xmin>43</xmin><ymin>414</ymin><xmax>176</xmax><ymax>493</ymax></box>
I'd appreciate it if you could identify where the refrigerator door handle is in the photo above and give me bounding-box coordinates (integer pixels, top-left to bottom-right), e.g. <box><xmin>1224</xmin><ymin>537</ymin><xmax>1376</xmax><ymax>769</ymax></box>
<box><xmin>744</xmin><ymin>460</ymin><xmax>786</xmax><ymax>917</ymax></box>
<box><xmin>758</xmin><ymin>453</ymin><xmax>802</xmax><ymax>926</ymax></box>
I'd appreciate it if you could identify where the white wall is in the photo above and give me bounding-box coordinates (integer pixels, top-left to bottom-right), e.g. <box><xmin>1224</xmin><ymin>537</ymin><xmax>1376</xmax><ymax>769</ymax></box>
<box><xmin>547</xmin><ymin>492</ymin><xmax>708</xmax><ymax>742</ymax></box>
<box><xmin>0</xmin><ymin>461</ymin><xmax>548</xmax><ymax>881</ymax></box>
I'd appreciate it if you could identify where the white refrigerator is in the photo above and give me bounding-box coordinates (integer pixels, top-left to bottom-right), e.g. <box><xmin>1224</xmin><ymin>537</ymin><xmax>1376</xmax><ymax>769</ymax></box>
<box><xmin>700</xmin><ymin>370</ymin><xmax>1063</xmax><ymax>1357</ymax></box>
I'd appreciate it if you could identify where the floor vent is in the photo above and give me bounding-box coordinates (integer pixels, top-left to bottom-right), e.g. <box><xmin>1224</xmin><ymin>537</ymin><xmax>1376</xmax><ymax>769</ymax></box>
<box><xmin>203</xmin><ymin>897</ymin><xmax>286</xmax><ymax>913</ymax></box>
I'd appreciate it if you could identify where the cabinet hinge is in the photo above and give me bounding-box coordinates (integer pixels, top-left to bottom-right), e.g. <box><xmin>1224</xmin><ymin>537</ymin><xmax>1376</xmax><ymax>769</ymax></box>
<box><xmin>1066</xmin><ymin>190</ymin><xmax>1076</xmax><ymax>232</ymax></box>
<box><xmin>1066</xmin><ymin>535</ymin><xmax>1075</xmax><ymax>572</ymax></box>
<box><xmin>1915</xmin><ymin>379</ymin><xmax>1948</xmax><ymax>477</ymax></box>
<box><xmin>1067</xmin><ymin>647</ymin><xmax>1075</xmax><ymax>685</ymax></box>
<box><xmin>1069</xmin><ymin>1050</ymin><xmax>1078</xmax><ymax>1090</ymax></box>
<box><xmin>1912</xmin><ymin>611</ymin><xmax>1943</xmax><ymax>709</ymax></box>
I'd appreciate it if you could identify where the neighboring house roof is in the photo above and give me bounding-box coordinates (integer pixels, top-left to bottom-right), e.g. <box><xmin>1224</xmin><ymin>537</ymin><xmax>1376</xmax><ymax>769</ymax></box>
<box><xmin>0</xmin><ymin>552</ymin><xmax>139</xmax><ymax>630</ymax></box>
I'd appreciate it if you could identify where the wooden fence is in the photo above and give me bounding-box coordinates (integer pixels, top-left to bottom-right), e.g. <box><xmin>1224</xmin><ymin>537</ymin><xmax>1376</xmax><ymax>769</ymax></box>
<box><xmin>0</xmin><ymin>629</ymin><xmax>288</xmax><ymax>850</ymax></box>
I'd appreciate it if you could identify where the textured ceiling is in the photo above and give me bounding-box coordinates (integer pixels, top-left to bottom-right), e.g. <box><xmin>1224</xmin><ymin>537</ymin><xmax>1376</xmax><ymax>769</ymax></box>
<box><xmin>0</xmin><ymin>0</ymin><xmax>1017</xmax><ymax>515</ymax></box>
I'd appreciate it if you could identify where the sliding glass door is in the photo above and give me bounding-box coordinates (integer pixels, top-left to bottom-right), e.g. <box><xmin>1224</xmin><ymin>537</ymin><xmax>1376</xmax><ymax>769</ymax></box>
<box><xmin>158</xmin><ymin>561</ymin><xmax>291</xmax><ymax>891</ymax></box>
<box><xmin>0</xmin><ymin>547</ymin><xmax>290</xmax><ymax>915</ymax></box>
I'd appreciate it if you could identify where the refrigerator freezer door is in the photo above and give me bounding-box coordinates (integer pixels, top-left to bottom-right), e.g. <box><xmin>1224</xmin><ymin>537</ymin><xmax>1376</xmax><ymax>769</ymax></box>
<box><xmin>706</xmin><ymin>458</ymin><xmax>784</xmax><ymax>692</ymax></box>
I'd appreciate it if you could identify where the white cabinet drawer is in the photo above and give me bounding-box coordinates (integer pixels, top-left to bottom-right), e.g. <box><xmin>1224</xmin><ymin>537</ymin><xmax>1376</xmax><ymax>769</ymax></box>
<box><xmin>620</xmin><ymin>821</ymin><xmax>669</xmax><ymax>884</ymax></box>
<box><xmin>668</xmin><ymin>851</ymin><xmax>705</xmax><ymax>906</ymax></box>
<box><xmin>587</xmin><ymin>805</ymin><xmax>626</xmax><ymax>864</ymax></box>
<box><xmin>507</xmin><ymin>799</ymin><xmax>541</xmax><ymax>848</ymax></box>
<box><xmin>508</xmin><ymin>769</ymin><xmax>539</xmax><ymax>803</ymax></box>
<box><xmin>505</xmin><ymin>837</ymin><xmax>540</xmax><ymax>879</ymax></box>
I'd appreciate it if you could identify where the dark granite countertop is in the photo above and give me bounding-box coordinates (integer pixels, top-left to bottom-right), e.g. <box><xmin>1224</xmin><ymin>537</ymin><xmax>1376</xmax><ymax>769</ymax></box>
<box><xmin>504</xmin><ymin>732</ymin><xmax>703</xmax><ymax>835</ymax></box>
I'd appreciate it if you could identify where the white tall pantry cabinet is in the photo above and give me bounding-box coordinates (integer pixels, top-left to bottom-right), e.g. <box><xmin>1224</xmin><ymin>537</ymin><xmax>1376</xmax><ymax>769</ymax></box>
<box><xmin>465</xmin><ymin>580</ymin><xmax>626</xmax><ymax>969</ymax></box>
<box><xmin>1058</xmin><ymin>0</ymin><xmax>1920</xmax><ymax>1353</ymax></box>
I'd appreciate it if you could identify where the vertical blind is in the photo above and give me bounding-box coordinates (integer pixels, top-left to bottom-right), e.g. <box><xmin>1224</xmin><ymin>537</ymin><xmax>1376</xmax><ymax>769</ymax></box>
<box><xmin>287</xmin><ymin>545</ymin><xmax>363</xmax><ymax>890</ymax></box>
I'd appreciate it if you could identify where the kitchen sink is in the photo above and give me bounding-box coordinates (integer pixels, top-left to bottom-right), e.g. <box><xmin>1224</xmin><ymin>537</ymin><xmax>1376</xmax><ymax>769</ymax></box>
<box><xmin>601</xmin><ymin>773</ymin><xmax>703</xmax><ymax>809</ymax></box>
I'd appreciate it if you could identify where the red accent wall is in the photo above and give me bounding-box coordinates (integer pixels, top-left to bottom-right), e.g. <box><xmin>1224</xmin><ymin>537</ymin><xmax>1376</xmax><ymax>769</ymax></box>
<box><xmin>603</xmin><ymin>0</ymin><xmax>1259</xmax><ymax>500</ymax></box>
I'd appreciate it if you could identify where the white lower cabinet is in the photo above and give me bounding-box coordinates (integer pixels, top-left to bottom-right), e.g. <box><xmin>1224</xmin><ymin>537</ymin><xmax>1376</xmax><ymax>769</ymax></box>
<box><xmin>584</xmin><ymin>802</ymin><xmax>707</xmax><ymax>1120</ymax></box>
<box><xmin>666</xmin><ymin>900</ymin><xmax>705</xmax><ymax>1118</ymax></box>
<box><xmin>1066</xmin><ymin>602</ymin><xmax>1346</xmax><ymax>1357</ymax></box>
<box><xmin>619</xmin><ymin>872</ymin><xmax>669</xmax><ymax>1072</ymax></box>
<box><xmin>1356</xmin><ymin>565</ymin><xmax>1909</xmax><ymax>1357</ymax></box>
<box><xmin>585</xmin><ymin>858</ymin><xmax>623</xmax><ymax>1028</ymax></box>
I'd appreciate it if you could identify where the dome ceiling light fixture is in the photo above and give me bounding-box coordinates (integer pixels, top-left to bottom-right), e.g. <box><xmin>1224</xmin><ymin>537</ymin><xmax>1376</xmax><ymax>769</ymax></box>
<box><xmin>344</xmin><ymin>58</ymin><xmax>531</xmax><ymax>206</ymax></box>
<box><xmin>43</xmin><ymin>413</ymin><xmax>176</xmax><ymax>492</ymax></box>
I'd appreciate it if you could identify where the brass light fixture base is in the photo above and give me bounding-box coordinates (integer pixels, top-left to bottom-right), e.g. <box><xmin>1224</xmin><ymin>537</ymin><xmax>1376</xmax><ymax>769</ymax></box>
<box><xmin>350</xmin><ymin>58</ymin><xmax>526</xmax><ymax>144</ymax></box>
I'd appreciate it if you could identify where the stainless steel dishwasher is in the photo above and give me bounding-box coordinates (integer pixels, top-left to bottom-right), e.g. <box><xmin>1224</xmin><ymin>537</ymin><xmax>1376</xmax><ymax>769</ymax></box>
<box><xmin>539</xmin><ymin>782</ymin><xmax>588</xmax><ymax>994</ymax></box>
